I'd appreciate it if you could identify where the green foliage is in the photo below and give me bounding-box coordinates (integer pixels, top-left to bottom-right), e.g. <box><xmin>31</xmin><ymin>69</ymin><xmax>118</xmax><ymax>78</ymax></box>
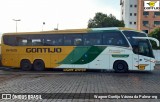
<box><xmin>149</xmin><ymin>27</ymin><xmax>160</xmax><ymax>49</ymax></box>
<box><xmin>88</xmin><ymin>12</ymin><xmax>125</xmax><ymax>28</ymax></box>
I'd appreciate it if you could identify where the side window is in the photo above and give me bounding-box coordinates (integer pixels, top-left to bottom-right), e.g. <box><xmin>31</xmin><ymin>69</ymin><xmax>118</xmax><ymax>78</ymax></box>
<box><xmin>44</xmin><ymin>39</ymin><xmax>53</xmax><ymax>46</ymax></box>
<box><xmin>3</xmin><ymin>35</ymin><xmax>17</xmax><ymax>46</ymax></box>
<box><xmin>16</xmin><ymin>36</ymin><xmax>30</xmax><ymax>46</ymax></box>
<box><xmin>74</xmin><ymin>38</ymin><xmax>82</xmax><ymax>46</ymax></box>
<box><xmin>16</xmin><ymin>35</ymin><xmax>44</xmax><ymax>46</ymax></box>
<box><xmin>44</xmin><ymin>34</ymin><xmax>63</xmax><ymax>46</ymax></box>
<box><xmin>102</xmin><ymin>31</ymin><xmax>129</xmax><ymax>47</ymax></box>
<box><xmin>64</xmin><ymin>35</ymin><xmax>72</xmax><ymax>45</ymax></box>
<box><xmin>64</xmin><ymin>34</ymin><xmax>82</xmax><ymax>46</ymax></box>
<box><xmin>138</xmin><ymin>41</ymin><xmax>150</xmax><ymax>56</ymax></box>
<box><xmin>32</xmin><ymin>39</ymin><xmax>43</xmax><ymax>46</ymax></box>
<box><xmin>84</xmin><ymin>33</ymin><xmax>102</xmax><ymax>46</ymax></box>
<box><xmin>26</xmin><ymin>35</ymin><xmax>43</xmax><ymax>46</ymax></box>
<box><xmin>17</xmin><ymin>37</ymin><xmax>28</xmax><ymax>46</ymax></box>
<box><xmin>31</xmin><ymin>35</ymin><xmax>44</xmax><ymax>46</ymax></box>
<box><xmin>73</xmin><ymin>35</ymin><xmax>83</xmax><ymax>46</ymax></box>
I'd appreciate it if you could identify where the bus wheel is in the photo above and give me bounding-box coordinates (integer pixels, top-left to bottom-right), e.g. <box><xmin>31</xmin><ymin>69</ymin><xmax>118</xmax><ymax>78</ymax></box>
<box><xmin>20</xmin><ymin>59</ymin><xmax>32</xmax><ymax>71</ymax></box>
<box><xmin>113</xmin><ymin>60</ymin><xmax>128</xmax><ymax>73</ymax></box>
<box><xmin>33</xmin><ymin>59</ymin><xmax>45</xmax><ymax>71</ymax></box>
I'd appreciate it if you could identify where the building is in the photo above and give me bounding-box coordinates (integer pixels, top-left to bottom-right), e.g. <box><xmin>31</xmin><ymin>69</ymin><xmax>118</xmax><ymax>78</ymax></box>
<box><xmin>120</xmin><ymin>0</ymin><xmax>160</xmax><ymax>33</ymax></box>
<box><xmin>120</xmin><ymin>0</ymin><xmax>138</xmax><ymax>30</ymax></box>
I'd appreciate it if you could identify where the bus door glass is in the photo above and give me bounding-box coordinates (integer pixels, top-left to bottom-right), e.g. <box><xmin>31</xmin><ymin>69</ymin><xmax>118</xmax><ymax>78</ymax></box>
<box><xmin>137</xmin><ymin>41</ymin><xmax>151</xmax><ymax>70</ymax></box>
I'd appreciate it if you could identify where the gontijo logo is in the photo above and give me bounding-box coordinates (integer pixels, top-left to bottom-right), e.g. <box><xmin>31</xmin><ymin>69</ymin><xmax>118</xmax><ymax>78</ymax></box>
<box><xmin>147</xmin><ymin>1</ymin><xmax>157</xmax><ymax>7</ymax></box>
<box><xmin>144</xmin><ymin>1</ymin><xmax>160</xmax><ymax>11</ymax></box>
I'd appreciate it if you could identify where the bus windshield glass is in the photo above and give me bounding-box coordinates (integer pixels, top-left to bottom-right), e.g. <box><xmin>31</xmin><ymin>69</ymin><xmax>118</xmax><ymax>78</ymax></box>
<box><xmin>122</xmin><ymin>31</ymin><xmax>154</xmax><ymax>58</ymax></box>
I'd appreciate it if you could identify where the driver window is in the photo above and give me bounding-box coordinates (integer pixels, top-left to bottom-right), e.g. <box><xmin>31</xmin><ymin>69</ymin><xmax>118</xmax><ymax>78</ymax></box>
<box><xmin>138</xmin><ymin>42</ymin><xmax>150</xmax><ymax>56</ymax></box>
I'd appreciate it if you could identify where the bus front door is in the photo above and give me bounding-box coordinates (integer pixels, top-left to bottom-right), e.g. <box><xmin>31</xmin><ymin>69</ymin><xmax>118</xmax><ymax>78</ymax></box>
<box><xmin>137</xmin><ymin>41</ymin><xmax>151</xmax><ymax>71</ymax></box>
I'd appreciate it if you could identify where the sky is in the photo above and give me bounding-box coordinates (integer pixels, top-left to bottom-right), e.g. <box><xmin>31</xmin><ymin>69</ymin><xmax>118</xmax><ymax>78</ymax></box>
<box><xmin>0</xmin><ymin>0</ymin><xmax>121</xmax><ymax>33</ymax></box>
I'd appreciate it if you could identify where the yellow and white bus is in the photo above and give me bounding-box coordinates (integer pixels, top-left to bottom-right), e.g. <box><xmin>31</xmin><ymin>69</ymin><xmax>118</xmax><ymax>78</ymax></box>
<box><xmin>1</xmin><ymin>27</ymin><xmax>159</xmax><ymax>72</ymax></box>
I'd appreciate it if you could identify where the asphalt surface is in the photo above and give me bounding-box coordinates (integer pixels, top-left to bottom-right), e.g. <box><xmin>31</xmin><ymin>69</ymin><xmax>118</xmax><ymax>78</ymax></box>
<box><xmin>0</xmin><ymin>66</ymin><xmax>160</xmax><ymax>102</ymax></box>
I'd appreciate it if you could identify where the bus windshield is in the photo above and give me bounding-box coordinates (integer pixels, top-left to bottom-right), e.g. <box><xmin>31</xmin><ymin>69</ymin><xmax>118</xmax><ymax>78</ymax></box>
<box><xmin>122</xmin><ymin>31</ymin><xmax>154</xmax><ymax>58</ymax></box>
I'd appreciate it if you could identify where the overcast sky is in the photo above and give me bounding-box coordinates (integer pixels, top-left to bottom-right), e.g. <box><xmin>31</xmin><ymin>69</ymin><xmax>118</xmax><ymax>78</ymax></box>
<box><xmin>0</xmin><ymin>0</ymin><xmax>120</xmax><ymax>33</ymax></box>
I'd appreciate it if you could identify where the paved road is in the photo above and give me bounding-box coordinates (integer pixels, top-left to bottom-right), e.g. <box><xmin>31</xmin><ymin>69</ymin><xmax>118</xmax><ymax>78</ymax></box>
<box><xmin>0</xmin><ymin>66</ymin><xmax>160</xmax><ymax>102</ymax></box>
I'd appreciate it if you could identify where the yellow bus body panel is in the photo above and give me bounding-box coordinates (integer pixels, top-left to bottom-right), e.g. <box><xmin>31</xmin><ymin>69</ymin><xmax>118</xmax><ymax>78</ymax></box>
<box><xmin>1</xmin><ymin>45</ymin><xmax>74</xmax><ymax>68</ymax></box>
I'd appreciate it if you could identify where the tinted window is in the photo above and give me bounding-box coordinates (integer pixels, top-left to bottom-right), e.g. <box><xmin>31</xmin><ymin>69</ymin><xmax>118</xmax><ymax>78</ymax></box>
<box><xmin>16</xmin><ymin>36</ymin><xmax>32</xmax><ymax>46</ymax></box>
<box><xmin>138</xmin><ymin>41</ymin><xmax>151</xmax><ymax>57</ymax></box>
<box><xmin>122</xmin><ymin>31</ymin><xmax>154</xmax><ymax>58</ymax></box>
<box><xmin>16</xmin><ymin>35</ymin><xmax>44</xmax><ymax>46</ymax></box>
<box><xmin>122</xmin><ymin>31</ymin><xmax>146</xmax><ymax>46</ymax></box>
<box><xmin>83</xmin><ymin>33</ymin><xmax>102</xmax><ymax>46</ymax></box>
<box><xmin>102</xmin><ymin>31</ymin><xmax>129</xmax><ymax>47</ymax></box>
<box><xmin>29</xmin><ymin>35</ymin><xmax>44</xmax><ymax>46</ymax></box>
<box><xmin>3</xmin><ymin>35</ymin><xmax>17</xmax><ymax>46</ymax></box>
<box><xmin>44</xmin><ymin>34</ymin><xmax>63</xmax><ymax>46</ymax></box>
<box><xmin>3</xmin><ymin>34</ymin><xmax>63</xmax><ymax>46</ymax></box>
<box><xmin>64</xmin><ymin>34</ymin><xmax>82</xmax><ymax>46</ymax></box>
<box><xmin>3</xmin><ymin>32</ymin><xmax>129</xmax><ymax>47</ymax></box>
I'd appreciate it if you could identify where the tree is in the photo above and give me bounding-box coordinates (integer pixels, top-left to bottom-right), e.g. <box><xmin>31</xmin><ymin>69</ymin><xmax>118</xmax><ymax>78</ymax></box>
<box><xmin>149</xmin><ymin>27</ymin><xmax>160</xmax><ymax>49</ymax></box>
<box><xmin>88</xmin><ymin>12</ymin><xmax>125</xmax><ymax>28</ymax></box>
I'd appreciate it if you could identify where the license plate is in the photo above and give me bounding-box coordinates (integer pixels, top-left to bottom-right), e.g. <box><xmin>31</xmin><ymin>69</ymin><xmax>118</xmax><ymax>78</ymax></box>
<box><xmin>139</xmin><ymin>65</ymin><xmax>145</xmax><ymax>70</ymax></box>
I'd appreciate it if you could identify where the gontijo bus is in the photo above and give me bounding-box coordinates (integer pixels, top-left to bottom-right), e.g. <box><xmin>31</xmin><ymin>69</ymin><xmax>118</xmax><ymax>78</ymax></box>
<box><xmin>1</xmin><ymin>27</ymin><xmax>159</xmax><ymax>72</ymax></box>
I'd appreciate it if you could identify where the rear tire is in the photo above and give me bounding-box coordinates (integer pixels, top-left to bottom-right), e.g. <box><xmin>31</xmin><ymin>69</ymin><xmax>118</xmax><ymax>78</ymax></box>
<box><xmin>33</xmin><ymin>59</ymin><xmax>45</xmax><ymax>71</ymax></box>
<box><xmin>113</xmin><ymin>60</ymin><xmax>128</xmax><ymax>73</ymax></box>
<box><xmin>20</xmin><ymin>59</ymin><xmax>32</xmax><ymax>71</ymax></box>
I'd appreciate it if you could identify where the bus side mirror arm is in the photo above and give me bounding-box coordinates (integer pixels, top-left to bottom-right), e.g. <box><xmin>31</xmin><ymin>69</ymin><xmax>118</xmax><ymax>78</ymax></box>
<box><xmin>132</xmin><ymin>37</ymin><xmax>159</xmax><ymax>47</ymax></box>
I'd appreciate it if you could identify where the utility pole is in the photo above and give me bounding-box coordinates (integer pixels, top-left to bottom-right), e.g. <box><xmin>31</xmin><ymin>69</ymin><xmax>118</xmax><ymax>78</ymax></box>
<box><xmin>13</xmin><ymin>19</ymin><xmax>21</xmax><ymax>32</ymax></box>
<box><xmin>42</xmin><ymin>22</ymin><xmax>45</xmax><ymax>31</ymax></box>
<box><xmin>54</xmin><ymin>24</ymin><xmax>59</xmax><ymax>30</ymax></box>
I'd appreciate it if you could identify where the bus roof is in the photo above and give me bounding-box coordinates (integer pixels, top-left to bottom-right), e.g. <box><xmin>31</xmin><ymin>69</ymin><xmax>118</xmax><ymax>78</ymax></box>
<box><xmin>3</xmin><ymin>27</ymin><xmax>143</xmax><ymax>35</ymax></box>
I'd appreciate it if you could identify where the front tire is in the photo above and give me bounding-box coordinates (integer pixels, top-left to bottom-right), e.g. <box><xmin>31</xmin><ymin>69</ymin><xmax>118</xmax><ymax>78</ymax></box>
<box><xmin>113</xmin><ymin>61</ymin><xmax>128</xmax><ymax>73</ymax></box>
<box><xmin>33</xmin><ymin>59</ymin><xmax>45</xmax><ymax>71</ymax></box>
